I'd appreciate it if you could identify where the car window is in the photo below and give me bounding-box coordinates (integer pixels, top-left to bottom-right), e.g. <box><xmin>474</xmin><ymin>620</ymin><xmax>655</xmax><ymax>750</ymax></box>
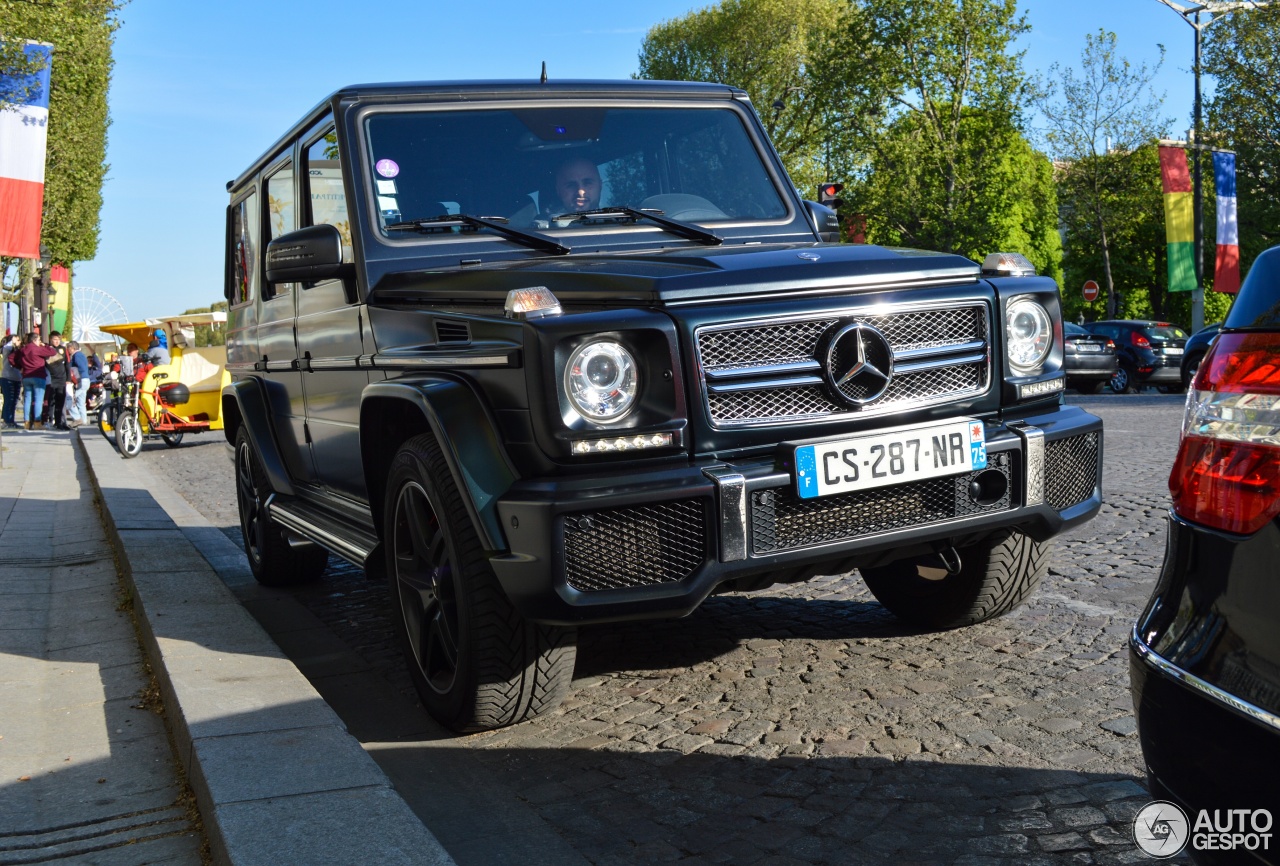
<box><xmin>1225</xmin><ymin>246</ymin><xmax>1280</xmax><ymax>329</ymax></box>
<box><xmin>229</xmin><ymin>191</ymin><xmax>258</xmax><ymax>307</ymax></box>
<box><xmin>363</xmin><ymin>105</ymin><xmax>788</xmax><ymax>237</ymax></box>
<box><xmin>1064</xmin><ymin>323</ymin><xmax>1088</xmax><ymax>336</ymax></box>
<box><xmin>266</xmin><ymin>162</ymin><xmax>296</xmax><ymax>297</ymax></box>
<box><xmin>1145</xmin><ymin>325</ymin><xmax>1188</xmax><ymax>341</ymax></box>
<box><xmin>305</xmin><ymin>129</ymin><xmax>353</xmax><ymax>263</ymax></box>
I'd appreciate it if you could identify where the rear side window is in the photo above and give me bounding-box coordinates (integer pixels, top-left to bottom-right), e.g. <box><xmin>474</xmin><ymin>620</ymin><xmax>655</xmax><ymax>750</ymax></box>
<box><xmin>229</xmin><ymin>191</ymin><xmax>258</xmax><ymax>307</ymax></box>
<box><xmin>1145</xmin><ymin>325</ymin><xmax>1188</xmax><ymax>341</ymax></box>
<box><xmin>1226</xmin><ymin>247</ymin><xmax>1280</xmax><ymax>329</ymax></box>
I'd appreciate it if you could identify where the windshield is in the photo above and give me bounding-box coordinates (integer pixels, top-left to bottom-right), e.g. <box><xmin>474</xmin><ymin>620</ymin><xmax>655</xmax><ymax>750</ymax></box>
<box><xmin>363</xmin><ymin>105</ymin><xmax>788</xmax><ymax>239</ymax></box>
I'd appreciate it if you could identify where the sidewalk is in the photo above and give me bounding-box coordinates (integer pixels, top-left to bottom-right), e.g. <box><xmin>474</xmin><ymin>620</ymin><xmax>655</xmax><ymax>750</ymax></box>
<box><xmin>0</xmin><ymin>425</ymin><xmax>204</xmax><ymax>864</ymax></box>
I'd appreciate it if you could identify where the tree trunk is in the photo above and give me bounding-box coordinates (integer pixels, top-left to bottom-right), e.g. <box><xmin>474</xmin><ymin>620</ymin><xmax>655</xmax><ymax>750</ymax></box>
<box><xmin>1099</xmin><ymin>217</ymin><xmax>1117</xmax><ymax>319</ymax></box>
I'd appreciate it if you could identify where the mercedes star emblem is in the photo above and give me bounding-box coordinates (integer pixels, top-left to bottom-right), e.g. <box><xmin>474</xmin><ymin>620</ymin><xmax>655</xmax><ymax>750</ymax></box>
<box><xmin>824</xmin><ymin>322</ymin><xmax>894</xmax><ymax>406</ymax></box>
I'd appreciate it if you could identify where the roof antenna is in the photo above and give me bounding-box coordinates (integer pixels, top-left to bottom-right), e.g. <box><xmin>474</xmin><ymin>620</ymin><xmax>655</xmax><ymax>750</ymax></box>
<box><xmin>540</xmin><ymin>61</ymin><xmax>547</xmax><ymax>84</ymax></box>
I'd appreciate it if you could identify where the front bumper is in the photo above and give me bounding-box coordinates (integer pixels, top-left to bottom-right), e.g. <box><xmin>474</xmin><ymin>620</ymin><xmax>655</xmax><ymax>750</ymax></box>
<box><xmin>493</xmin><ymin>404</ymin><xmax>1103</xmax><ymax>625</ymax></box>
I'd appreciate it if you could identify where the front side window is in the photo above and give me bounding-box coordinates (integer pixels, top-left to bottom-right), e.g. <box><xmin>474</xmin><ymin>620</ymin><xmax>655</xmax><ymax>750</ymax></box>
<box><xmin>363</xmin><ymin>105</ymin><xmax>789</xmax><ymax>240</ymax></box>
<box><xmin>306</xmin><ymin>130</ymin><xmax>353</xmax><ymax>262</ymax></box>
<box><xmin>229</xmin><ymin>191</ymin><xmax>258</xmax><ymax>306</ymax></box>
<box><xmin>266</xmin><ymin>163</ymin><xmax>295</xmax><ymax>296</ymax></box>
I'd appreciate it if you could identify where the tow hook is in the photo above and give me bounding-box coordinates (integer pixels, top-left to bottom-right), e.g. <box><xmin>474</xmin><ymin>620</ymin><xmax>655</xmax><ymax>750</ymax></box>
<box><xmin>940</xmin><ymin>547</ymin><xmax>963</xmax><ymax>575</ymax></box>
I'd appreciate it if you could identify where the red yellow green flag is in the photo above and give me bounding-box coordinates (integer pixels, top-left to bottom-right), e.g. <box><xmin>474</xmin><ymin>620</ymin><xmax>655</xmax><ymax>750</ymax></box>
<box><xmin>1159</xmin><ymin>146</ymin><xmax>1195</xmax><ymax>293</ymax></box>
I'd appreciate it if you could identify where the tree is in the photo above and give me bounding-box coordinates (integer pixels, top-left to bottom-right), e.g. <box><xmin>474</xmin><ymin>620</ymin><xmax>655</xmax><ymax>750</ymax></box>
<box><xmin>180</xmin><ymin>302</ymin><xmax>229</xmax><ymax>347</ymax></box>
<box><xmin>1033</xmin><ymin>30</ymin><xmax>1168</xmax><ymax>319</ymax></box>
<box><xmin>1203</xmin><ymin>3</ymin><xmax>1280</xmax><ymax>271</ymax></box>
<box><xmin>0</xmin><ymin>0</ymin><xmax>121</xmax><ymax>268</ymax></box>
<box><xmin>636</xmin><ymin>0</ymin><xmax>849</xmax><ymax>196</ymax></box>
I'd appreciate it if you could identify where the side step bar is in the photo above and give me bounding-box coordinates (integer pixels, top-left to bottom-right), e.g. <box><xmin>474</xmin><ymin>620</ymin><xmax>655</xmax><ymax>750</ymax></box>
<box><xmin>267</xmin><ymin>495</ymin><xmax>380</xmax><ymax>569</ymax></box>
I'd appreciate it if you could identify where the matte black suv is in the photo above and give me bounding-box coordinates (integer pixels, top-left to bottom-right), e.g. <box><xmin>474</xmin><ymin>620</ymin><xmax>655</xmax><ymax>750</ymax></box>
<box><xmin>223</xmin><ymin>80</ymin><xmax>1104</xmax><ymax>732</ymax></box>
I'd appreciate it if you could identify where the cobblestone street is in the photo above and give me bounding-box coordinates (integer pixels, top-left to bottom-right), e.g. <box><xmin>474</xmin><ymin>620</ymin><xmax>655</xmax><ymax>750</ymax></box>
<box><xmin>130</xmin><ymin>393</ymin><xmax>1184</xmax><ymax>865</ymax></box>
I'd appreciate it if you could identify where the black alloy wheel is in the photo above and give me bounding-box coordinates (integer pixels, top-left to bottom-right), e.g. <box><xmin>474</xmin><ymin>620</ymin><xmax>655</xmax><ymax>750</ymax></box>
<box><xmin>233</xmin><ymin>427</ymin><xmax>327</xmax><ymax>586</ymax></box>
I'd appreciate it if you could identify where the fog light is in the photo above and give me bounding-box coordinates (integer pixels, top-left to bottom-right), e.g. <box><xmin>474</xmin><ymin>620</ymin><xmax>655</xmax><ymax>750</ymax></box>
<box><xmin>571</xmin><ymin>432</ymin><xmax>673</xmax><ymax>454</ymax></box>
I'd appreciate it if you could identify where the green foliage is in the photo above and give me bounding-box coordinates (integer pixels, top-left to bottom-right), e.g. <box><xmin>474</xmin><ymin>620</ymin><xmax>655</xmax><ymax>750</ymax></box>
<box><xmin>0</xmin><ymin>0</ymin><xmax>122</xmax><ymax>267</ymax></box>
<box><xmin>180</xmin><ymin>302</ymin><xmax>229</xmax><ymax>347</ymax></box>
<box><xmin>636</xmin><ymin>0</ymin><xmax>848</xmax><ymax>196</ymax></box>
<box><xmin>0</xmin><ymin>39</ymin><xmax>48</xmax><ymax>107</ymax></box>
<box><xmin>1204</xmin><ymin>4</ymin><xmax>1280</xmax><ymax>271</ymax></box>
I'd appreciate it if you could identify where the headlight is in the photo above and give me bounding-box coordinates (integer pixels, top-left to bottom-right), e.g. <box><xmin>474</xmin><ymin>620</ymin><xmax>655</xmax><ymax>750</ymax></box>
<box><xmin>565</xmin><ymin>341</ymin><xmax>639</xmax><ymax>421</ymax></box>
<box><xmin>1005</xmin><ymin>298</ymin><xmax>1053</xmax><ymax>373</ymax></box>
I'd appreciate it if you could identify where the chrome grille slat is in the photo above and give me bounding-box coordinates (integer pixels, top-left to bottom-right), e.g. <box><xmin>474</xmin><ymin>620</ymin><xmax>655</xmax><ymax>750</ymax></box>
<box><xmin>696</xmin><ymin>303</ymin><xmax>990</xmax><ymax>426</ymax></box>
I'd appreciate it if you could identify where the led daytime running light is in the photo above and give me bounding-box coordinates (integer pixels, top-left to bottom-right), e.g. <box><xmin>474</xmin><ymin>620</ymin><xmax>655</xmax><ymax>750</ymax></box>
<box><xmin>572</xmin><ymin>433</ymin><xmax>673</xmax><ymax>454</ymax></box>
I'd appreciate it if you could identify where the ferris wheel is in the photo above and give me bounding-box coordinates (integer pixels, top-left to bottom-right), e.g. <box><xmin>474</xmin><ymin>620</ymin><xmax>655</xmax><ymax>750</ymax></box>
<box><xmin>71</xmin><ymin>286</ymin><xmax>127</xmax><ymax>346</ymax></box>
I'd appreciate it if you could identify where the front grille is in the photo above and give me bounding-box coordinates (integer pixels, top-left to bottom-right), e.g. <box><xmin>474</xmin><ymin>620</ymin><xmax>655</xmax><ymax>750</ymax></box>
<box><xmin>697</xmin><ymin>304</ymin><xmax>989</xmax><ymax>426</ymax></box>
<box><xmin>1044</xmin><ymin>432</ymin><xmax>1099</xmax><ymax>509</ymax></box>
<box><xmin>751</xmin><ymin>451</ymin><xmax>1012</xmax><ymax>554</ymax></box>
<box><xmin>563</xmin><ymin>499</ymin><xmax>708</xmax><ymax>592</ymax></box>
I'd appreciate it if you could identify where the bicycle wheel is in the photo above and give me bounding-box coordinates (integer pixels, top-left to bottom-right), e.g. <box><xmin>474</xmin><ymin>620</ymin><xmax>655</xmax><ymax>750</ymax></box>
<box><xmin>97</xmin><ymin>402</ymin><xmax>116</xmax><ymax>442</ymax></box>
<box><xmin>162</xmin><ymin>432</ymin><xmax>184</xmax><ymax>447</ymax></box>
<box><xmin>117</xmin><ymin>411</ymin><xmax>143</xmax><ymax>458</ymax></box>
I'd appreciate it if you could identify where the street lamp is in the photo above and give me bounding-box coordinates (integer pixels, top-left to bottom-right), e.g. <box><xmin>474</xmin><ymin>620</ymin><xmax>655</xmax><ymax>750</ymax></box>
<box><xmin>1153</xmin><ymin>0</ymin><xmax>1272</xmax><ymax>332</ymax></box>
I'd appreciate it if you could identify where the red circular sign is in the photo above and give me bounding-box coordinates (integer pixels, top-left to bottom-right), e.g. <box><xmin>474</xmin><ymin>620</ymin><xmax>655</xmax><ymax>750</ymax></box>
<box><xmin>1083</xmin><ymin>280</ymin><xmax>1100</xmax><ymax>302</ymax></box>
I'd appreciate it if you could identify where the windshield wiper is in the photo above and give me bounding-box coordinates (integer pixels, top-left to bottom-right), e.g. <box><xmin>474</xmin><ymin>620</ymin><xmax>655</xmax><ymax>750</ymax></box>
<box><xmin>551</xmin><ymin>206</ymin><xmax>722</xmax><ymax>246</ymax></box>
<box><xmin>385</xmin><ymin>213</ymin><xmax>571</xmax><ymax>256</ymax></box>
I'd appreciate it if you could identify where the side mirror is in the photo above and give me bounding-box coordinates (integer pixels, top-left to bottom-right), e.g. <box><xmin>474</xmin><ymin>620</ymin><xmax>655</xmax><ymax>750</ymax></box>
<box><xmin>803</xmin><ymin>201</ymin><xmax>841</xmax><ymax>244</ymax></box>
<box><xmin>265</xmin><ymin>224</ymin><xmax>344</xmax><ymax>284</ymax></box>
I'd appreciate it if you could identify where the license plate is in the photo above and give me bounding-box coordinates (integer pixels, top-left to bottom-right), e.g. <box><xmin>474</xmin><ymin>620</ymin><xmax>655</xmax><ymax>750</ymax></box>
<box><xmin>1076</xmin><ymin>343</ymin><xmax>1102</xmax><ymax>352</ymax></box>
<box><xmin>795</xmin><ymin>419</ymin><xmax>988</xmax><ymax>499</ymax></box>
<box><xmin>1164</xmin><ymin>347</ymin><xmax>1183</xmax><ymax>355</ymax></box>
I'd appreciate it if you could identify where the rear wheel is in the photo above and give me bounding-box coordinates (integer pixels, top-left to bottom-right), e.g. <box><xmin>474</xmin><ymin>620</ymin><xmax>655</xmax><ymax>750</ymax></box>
<box><xmin>97</xmin><ymin>403</ymin><xmax>115</xmax><ymax>442</ymax></box>
<box><xmin>1182</xmin><ymin>349</ymin><xmax>1206</xmax><ymax>388</ymax></box>
<box><xmin>385</xmin><ymin>433</ymin><xmax>576</xmax><ymax>732</ymax></box>
<box><xmin>116</xmin><ymin>411</ymin><xmax>143</xmax><ymax>458</ymax></box>
<box><xmin>234</xmin><ymin>427</ymin><xmax>328</xmax><ymax>586</ymax></box>
<box><xmin>162</xmin><ymin>432</ymin><xmax>184</xmax><ymax>447</ymax></box>
<box><xmin>860</xmin><ymin>530</ymin><xmax>1051</xmax><ymax>629</ymax></box>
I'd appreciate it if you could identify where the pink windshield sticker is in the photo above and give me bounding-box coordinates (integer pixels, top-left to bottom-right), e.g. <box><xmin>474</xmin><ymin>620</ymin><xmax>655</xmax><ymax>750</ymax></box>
<box><xmin>375</xmin><ymin>159</ymin><xmax>400</xmax><ymax>178</ymax></box>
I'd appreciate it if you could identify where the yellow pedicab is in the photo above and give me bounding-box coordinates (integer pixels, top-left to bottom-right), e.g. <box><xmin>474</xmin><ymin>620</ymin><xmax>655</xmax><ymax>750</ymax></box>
<box><xmin>97</xmin><ymin>313</ymin><xmax>231</xmax><ymax>458</ymax></box>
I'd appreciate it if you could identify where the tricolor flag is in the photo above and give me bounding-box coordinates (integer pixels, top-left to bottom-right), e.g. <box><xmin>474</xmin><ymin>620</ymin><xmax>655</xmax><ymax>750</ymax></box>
<box><xmin>1213</xmin><ymin>152</ymin><xmax>1240</xmax><ymax>294</ymax></box>
<box><xmin>1158</xmin><ymin>145</ymin><xmax>1196</xmax><ymax>293</ymax></box>
<box><xmin>0</xmin><ymin>41</ymin><xmax>53</xmax><ymax>259</ymax></box>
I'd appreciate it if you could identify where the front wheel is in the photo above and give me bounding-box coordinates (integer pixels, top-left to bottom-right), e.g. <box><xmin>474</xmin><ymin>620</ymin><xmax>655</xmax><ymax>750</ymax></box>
<box><xmin>234</xmin><ymin>427</ymin><xmax>328</xmax><ymax>586</ymax></box>
<box><xmin>860</xmin><ymin>529</ymin><xmax>1052</xmax><ymax>629</ymax></box>
<box><xmin>97</xmin><ymin>403</ymin><xmax>116</xmax><ymax>442</ymax></box>
<box><xmin>1072</xmin><ymin>380</ymin><xmax>1102</xmax><ymax>395</ymax></box>
<box><xmin>385</xmin><ymin>433</ymin><xmax>576</xmax><ymax>732</ymax></box>
<box><xmin>116</xmin><ymin>411</ymin><xmax>143</xmax><ymax>458</ymax></box>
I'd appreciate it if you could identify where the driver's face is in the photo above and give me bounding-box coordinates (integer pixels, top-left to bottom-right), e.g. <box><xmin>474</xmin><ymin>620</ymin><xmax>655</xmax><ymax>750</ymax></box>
<box><xmin>555</xmin><ymin>160</ymin><xmax>601</xmax><ymax>212</ymax></box>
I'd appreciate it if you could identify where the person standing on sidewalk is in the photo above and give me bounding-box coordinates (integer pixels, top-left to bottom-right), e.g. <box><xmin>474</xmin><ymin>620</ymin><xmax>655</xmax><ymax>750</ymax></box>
<box><xmin>65</xmin><ymin>340</ymin><xmax>90</xmax><ymax>428</ymax></box>
<box><xmin>44</xmin><ymin>331</ymin><xmax>68</xmax><ymax>429</ymax></box>
<box><xmin>1</xmin><ymin>334</ymin><xmax>22</xmax><ymax>429</ymax></box>
<box><xmin>13</xmin><ymin>333</ymin><xmax>56</xmax><ymax>430</ymax></box>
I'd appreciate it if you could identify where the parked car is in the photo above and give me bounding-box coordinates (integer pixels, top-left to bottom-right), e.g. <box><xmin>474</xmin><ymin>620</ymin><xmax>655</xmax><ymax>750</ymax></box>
<box><xmin>1063</xmin><ymin>322</ymin><xmax>1118</xmax><ymax>393</ymax></box>
<box><xmin>1085</xmin><ymin>319</ymin><xmax>1189</xmax><ymax>393</ymax></box>
<box><xmin>223</xmin><ymin>79</ymin><xmax>1103</xmax><ymax>732</ymax></box>
<box><xmin>1130</xmin><ymin>244</ymin><xmax>1280</xmax><ymax>863</ymax></box>
<box><xmin>1180</xmin><ymin>321</ymin><xmax>1221</xmax><ymax>389</ymax></box>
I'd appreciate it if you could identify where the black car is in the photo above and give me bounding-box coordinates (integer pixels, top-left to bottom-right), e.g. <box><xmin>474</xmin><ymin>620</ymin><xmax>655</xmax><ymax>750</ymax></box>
<box><xmin>1130</xmin><ymin>245</ymin><xmax>1280</xmax><ymax>864</ymax></box>
<box><xmin>1181</xmin><ymin>321</ymin><xmax>1221</xmax><ymax>389</ymax></box>
<box><xmin>1063</xmin><ymin>322</ymin><xmax>1118</xmax><ymax>393</ymax></box>
<box><xmin>1086</xmin><ymin>319</ymin><xmax>1189</xmax><ymax>393</ymax></box>
<box><xmin>222</xmin><ymin>79</ymin><xmax>1103</xmax><ymax>732</ymax></box>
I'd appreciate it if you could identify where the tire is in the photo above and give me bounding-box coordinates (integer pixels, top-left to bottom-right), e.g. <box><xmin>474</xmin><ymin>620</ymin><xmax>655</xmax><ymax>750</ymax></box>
<box><xmin>1156</xmin><ymin>384</ymin><xmax>1184</xmax><ymax>395</ymax></box>
<box><xmin>1072</xmin><ymin>380</ymin><xmax>1101</xmax><ymax>394</ymax></box>
<box><xmin>385</xmin><ymin>433</ymin><xmax>576</xmax><ymax>732</ymax></box>
<box><xmin>162</xmin><ymin>432</ymin><xmax>184</xmax><ymax>447</ymax></box>
<box><xmin>234</xmin><ymin>427</ymin><xmax>328</xmax><ymax>586</ymax></box>
<box><xmin>97</xmin><ymin>403</ymin><xmax>115</xmax><ymax>443</ymax></box>
<box><xmin>1182</xmin><ymin>350</ymin><xmax>1205</xmax><ymax>389</ymax></box>
<box><xmin>1109</xmin><ymin>365</ymin><xmax>1137</xmax><ymax>394</ymax></box>
<box><xmin>860</xmin><ymin>529</ymin><xmax>1052</xmax><ymax>629</ymax></box>
<box><xmin>116</xmin><ymin>411</ymin><xmax>143</xmax><ymax>458</ymax></box>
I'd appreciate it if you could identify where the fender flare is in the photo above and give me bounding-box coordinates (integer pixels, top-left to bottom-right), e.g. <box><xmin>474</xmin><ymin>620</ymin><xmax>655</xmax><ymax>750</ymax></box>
<box><xmin>221</xmin><ymin>378</ymin><xmax>295</xmax><ymax>497</ymax></box>
<box><xmin>361</xmin><ymin>378</ymin><xmax>517</xmax><ymax>552</ymax></box>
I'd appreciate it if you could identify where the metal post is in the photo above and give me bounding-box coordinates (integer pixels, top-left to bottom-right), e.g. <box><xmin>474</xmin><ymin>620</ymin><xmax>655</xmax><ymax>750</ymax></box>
<box><xmin>1191</xmin><ymin>14</ymin><xmax>1205</xmax><ymax>333</ymax></box>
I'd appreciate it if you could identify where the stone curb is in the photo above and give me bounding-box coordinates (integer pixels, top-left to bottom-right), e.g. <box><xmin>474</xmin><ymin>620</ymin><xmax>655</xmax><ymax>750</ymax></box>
<box><xmin>76</xmin><ymin>430</ymin><xmax>455</xmax><ymax>866</ymax></box>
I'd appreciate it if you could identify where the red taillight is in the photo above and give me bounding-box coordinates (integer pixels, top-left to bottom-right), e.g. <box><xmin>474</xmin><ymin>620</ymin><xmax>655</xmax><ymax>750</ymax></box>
<box><xmin>1105</xmin><ymin>339</ymin><xmax>1115</xmax><ymax>349</ymax></box>
<box><xmin>1170</xmin><ymin>332</ymin><xmax>1280</xmax><ymax>534</ymax></box>
<box><xmin>1131</xmin><ymin>331</ymin><xmax>1151</xmax><ymax>348</ymax></box>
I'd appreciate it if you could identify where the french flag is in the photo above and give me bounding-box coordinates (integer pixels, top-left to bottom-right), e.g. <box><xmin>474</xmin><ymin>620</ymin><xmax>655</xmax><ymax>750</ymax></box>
<box><xmin>0</xmin><ymin>42</ymin><xmax>53</xmax><ymax>259</ymax></box>
<box><xmin>1214</xmin><ymin>151</ymin><xmax>1240</xmax><ymax>294</ymax></box>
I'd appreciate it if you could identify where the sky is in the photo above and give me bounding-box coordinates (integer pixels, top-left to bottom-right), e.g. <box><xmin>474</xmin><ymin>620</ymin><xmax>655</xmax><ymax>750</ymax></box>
<box><xmin>53</xmin><ymin>0</ymin><xmax>1214</xmax><ymax>321</ymax></box>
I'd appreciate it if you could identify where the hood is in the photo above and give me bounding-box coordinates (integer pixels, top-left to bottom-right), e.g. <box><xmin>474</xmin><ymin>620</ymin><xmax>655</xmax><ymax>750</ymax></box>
<box><xmin>370</xmin><ymin>243</ymin><xmax>981</xmax><ymax>306</ymax></box>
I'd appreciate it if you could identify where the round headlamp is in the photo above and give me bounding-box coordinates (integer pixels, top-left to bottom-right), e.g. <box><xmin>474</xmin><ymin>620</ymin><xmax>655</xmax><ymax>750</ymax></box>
<box><xmin>565</xmin><ymin>341</ymin><xmax>638</xmax><ymax>421</ymax></box>
<box><xmin>1006</xmin><ymin>298</ymin><xmax>1053</xmax><ymax>373</ymax></box>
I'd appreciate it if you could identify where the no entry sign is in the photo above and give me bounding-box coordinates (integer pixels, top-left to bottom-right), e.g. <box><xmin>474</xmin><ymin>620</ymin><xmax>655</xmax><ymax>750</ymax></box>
<box><xmin>1083</xmin><ymin>280</ymin><xmax>1100</xmax><ymax>302</ymax></box>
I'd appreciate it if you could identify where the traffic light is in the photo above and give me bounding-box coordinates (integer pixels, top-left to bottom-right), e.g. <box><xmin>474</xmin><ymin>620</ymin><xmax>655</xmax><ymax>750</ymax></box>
<box><xmin>819</xmin><ymin>182</ymin><xmax>844</xmax><ymax>209</ymax></box>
